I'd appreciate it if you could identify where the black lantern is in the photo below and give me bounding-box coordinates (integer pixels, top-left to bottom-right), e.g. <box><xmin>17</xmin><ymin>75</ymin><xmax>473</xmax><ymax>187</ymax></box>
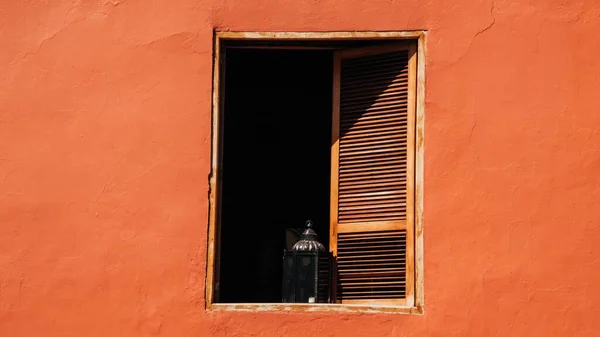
<box><xmin>282</xmin><ymin>220</ymin><xmax>332</xmax><ymax>303</ymax></box>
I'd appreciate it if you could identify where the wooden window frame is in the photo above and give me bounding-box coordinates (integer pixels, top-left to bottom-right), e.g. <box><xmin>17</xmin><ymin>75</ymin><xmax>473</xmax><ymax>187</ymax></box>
<box><xmin>206</xmin><ymin>30</ymin><xmax>426</xmax><ymax>314</ymax></box>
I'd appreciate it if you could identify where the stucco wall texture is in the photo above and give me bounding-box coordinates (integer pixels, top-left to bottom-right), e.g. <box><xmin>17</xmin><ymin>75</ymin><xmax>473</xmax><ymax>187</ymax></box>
<box><xmin>1</xmin><ymin>0</ymin><xmax>600</xmax><ymax>336</ymax></box>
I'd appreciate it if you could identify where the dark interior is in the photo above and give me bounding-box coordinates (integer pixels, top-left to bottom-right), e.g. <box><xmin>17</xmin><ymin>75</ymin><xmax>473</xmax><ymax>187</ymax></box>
<box><xmin>219</xmin><ymin>48</ymin><xmax>333</xmax><ymax>303</ymax></box>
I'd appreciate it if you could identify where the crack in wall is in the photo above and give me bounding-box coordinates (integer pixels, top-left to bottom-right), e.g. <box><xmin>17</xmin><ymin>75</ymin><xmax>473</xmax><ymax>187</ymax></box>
<box><xmin>452</xmin><ymin>0</ymin><xmax>497</xmax><ymax>65</ymax></box>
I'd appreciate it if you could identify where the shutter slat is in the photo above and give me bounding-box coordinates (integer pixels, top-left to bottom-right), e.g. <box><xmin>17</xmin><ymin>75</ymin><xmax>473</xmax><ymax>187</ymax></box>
<box><xmin>340</xmin><ymin>292</ymin><xmax>405</xmax><ymax>296</ymax></box>
<box><xmin>341</xmin><ymin>113</ymin><xmax>408</xmax><ymax>127</ymax></box>
<box><xmin>342</xmin><ymin>125</ymin><xmax>408</xmax><ymax>138</ymax></box>
<box><xmin>339</xmin><ymin>180</ymin><xmax>405</xmax><ymax>190</ymax></box>
<box><xmin>340</xmin><ymin>97</ymin><xmax>409</xmax><ymax>112</ymax></box>
<box><xmin>340</xmin><ymin>145</ymin><xmax>407</xmax><ymax>157</ymax></box>
<box><xmin>339</xmin><ymin>173</ymin><xmax>405</xmax><ymax>183</ymax></box>
<box><xmin>338</xmin><ymin>185</ymin><xmax>404</xmax><ymax>192</ymax></box>
<box><xmin>340</xmin><ymin>282</ymin><xmax>406</xmax><ymax>288</ymax></box>
<box><xmin>341</xmin><ymin>81</ymin><xmax>409</xmax><ymax>99</ymax></box>
<box><xmin>337</xmin><ymin>253</ymin><xmax>406</xmax><ymax>260</ymax></box>
<box><xmin>342</xmin><ymin>116</ymin><xmax>408</xmax><ymax>127</ymax></box>
<box><xmin>340</xmin><ymin>166</ymin><xmax>406</xmax><ymax>177</ymax></box>
<box><xmin>340</xmin><ymin>177</ymin><xmax>407</xmax><ymax>185</ymax></box>
<box><xmin>338</xmin><ymin>242</ymin><xmax>406</xmax><ymax>250</ymax></box>
<box><xmin>341</xmin><ymin>77</ymin><xmax>409</xmax><ymax>93</ymax></box>
<box><xmin>338</xmin><ymin>275</ymin><xmax>403</xmax><ymax>281</ymax></box>
<box><xmin>337</xmin><ymin>230</ymin><xmax>404</xmax><ymax>239</ymax></box>
<box><xmin>338</xmin><ymin>265</ymin><xmax>403</xmax><ymax>270</ymax></box>
<box><xmin>342</xmin><ymin>68</ymin><xmax>408</xmax><ymax>84</ymax></box>
<box><xmin>338</xmin><ymin>188</ymin><xmax>405</xmax><ymax>198</ymax></box>
<box><xmin>342</xmin><ymin>60</ymin><xmax>408</xmax><ymax>73</ymax></box>
<box><xmin>339</xmin><ymin>217</ymin><xmax>406</xmax><ymax>223</ymax></box>
<box><xmin>340</xmin><ymin>153</ymin><xmax>406</xmax><ymax>162</ymax></box>
<box><xmin>340</xmin><ymin>86</ymin><xmax>409</xmax><ymax>104</ymax></box>
<box><xmin>339</xmin><ymin>204</ymin><xmax>406</xmax><ymax>212</ymax></box>
<box><xmin>340</xmin><ymin>144</ymin><xmax>408</xmax><ymax>156</ymax></box>
<box><xmin>340</xmin><ymin>167</ymin><xmax>406</xmax><ymax>178</ymax></box>
<box><xmin>341</xmin><ymin>81</ymin><xmax>409</xmax><ymax>98</ymax></box>
<box><xmin>337</xmin><ymin>245</ymin><xmax>406</xmax><ymax>252</ymax></box>
<box><xmin>340</xmin><ymin>182</ymin><xmax>406</xmax><ymax>190</ymax></box>
<box><xmin>341</xmin><ymin>127</ymin><xmax>408</xmax><ymax>140</ymax></box>
<box><xmin>342</xmin><ymin>62</ymin><xmax>408</xmax><ymax>76</ymax></box>
<box><xmin>340</xmin><ymin>160</ymin><xmax>406</xmax><ymax>169</ymax></box>
<box><xmin>339</xmin><ymin>215</ymin><xmax>405</xmax><ymax>221</ymax></box>
<box><xmin>340</xmin><ymin>197</ymin><xmax>407</xmax><ymax>205</ymax></box>
<box><xmin>341</xmin><ymin>65</ymin><xmax>408</xmax><ymax>81</ymax></box>
<box><xmin>343</xmin><ymin>53</ymin><xmax>409</xmax><ymax>68</ymax></box>
<box><xmin>343</xmin><ymin>52</ymin><xmax>408</xmax><ymax>66</ymax></box>
<box><xmin>340</xmin><ymin>105</ymin><xmax>408</xmax><ymax>118</ymax></box>
<box><xmin>339</xmin><ymin>191</ymin><xmax>406</xmax><ymax>200</ymax></box>
<box><xmin>340</xmin><ymin>174</ymin><xmax>407</xmax><ymax>184</ymax></box>
<box><xmin>341</xmin><ymin>118</ymin><xmax>408</xmax><ymax>132</ymax></box>
<box><xmin>338</xmin><ymin>269</ymin><xmax>406</xmax><ymax>275</ymax></box>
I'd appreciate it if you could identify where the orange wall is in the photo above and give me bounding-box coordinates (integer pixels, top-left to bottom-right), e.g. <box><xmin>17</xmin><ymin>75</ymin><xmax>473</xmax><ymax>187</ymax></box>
<box><xmin>1</xmin><ymin>0</ymin><xmax>600</xmax><ymax>336</ymax></box>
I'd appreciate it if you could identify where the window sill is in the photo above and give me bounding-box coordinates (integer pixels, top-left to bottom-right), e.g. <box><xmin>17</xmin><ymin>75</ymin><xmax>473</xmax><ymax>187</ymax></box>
<box><xmin>208</xmin><ymin>303</ymin><xmax>423</xmax><ymax>315</ymax></box>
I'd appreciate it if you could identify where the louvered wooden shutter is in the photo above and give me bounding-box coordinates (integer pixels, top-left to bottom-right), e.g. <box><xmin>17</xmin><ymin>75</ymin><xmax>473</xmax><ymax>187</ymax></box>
<box><xmin>330</xmin><ymin>44</ymin><xmax>417</xmax><ymax>306</ymax></box>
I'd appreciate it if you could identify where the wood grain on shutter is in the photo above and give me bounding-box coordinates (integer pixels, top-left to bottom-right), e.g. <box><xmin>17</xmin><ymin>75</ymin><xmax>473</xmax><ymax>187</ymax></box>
<box><xmin>331</xmin><ymin>44</ymin><xmax>417</xmax><ymax>305</ymax></box>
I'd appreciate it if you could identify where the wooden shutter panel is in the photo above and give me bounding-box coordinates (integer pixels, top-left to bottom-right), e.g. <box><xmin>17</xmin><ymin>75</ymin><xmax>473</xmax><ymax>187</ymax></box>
<box><xmin>330</xmin><ymin>44</ymin><xmax>417</xmax><ymax>306</ymax></box>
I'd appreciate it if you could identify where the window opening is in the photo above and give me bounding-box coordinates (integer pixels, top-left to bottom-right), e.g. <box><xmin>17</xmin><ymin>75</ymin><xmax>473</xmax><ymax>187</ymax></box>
<box><xmin>209</xmin><ymin>35</ymin><xmax>422</xmax><ymax>311</ymax></box>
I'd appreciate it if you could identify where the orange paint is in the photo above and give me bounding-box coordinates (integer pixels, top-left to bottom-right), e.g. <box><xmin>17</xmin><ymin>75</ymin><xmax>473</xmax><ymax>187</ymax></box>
<box><xmin>1</xmin><ymin>0</ymin><xmax>600</xmax><ymax>336</ymax></box>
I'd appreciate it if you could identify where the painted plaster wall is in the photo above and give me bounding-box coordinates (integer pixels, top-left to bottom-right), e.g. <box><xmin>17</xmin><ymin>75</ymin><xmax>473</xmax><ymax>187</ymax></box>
<box><xmin>1</xmin><ymin>0</ymin><xmax>599</xmax><ymax>336</ymax></box>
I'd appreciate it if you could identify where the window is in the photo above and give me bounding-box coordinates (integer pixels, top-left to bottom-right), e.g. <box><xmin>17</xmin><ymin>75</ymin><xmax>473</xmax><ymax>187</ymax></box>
<box><xmin>207</xmin><ymin>32</ymin><xmax>424</xmax><ymax>313</ymax></box>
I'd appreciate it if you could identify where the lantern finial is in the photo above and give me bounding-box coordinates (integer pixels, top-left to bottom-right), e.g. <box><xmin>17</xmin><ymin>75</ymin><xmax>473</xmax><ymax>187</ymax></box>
<box><xmin>292</xmin><ymin>220</ymin><xmax>325</xmax><ymax>252</ymax></box>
